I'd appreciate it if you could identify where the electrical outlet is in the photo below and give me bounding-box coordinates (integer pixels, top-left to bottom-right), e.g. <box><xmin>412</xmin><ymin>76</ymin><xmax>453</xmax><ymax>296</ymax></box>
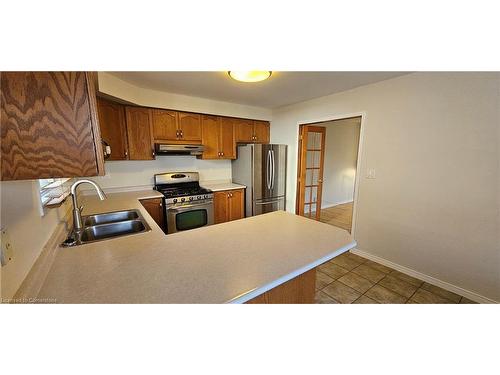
<box><xmin>1</xmin><ymin>227</ymin><xmax>14</xmax><ymax>266</ymax></box>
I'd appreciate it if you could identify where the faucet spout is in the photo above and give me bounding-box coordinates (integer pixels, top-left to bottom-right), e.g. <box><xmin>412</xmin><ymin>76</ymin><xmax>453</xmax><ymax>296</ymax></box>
<box><xmin>70</xmin><ymin>179</ymin><xmax>107</xmax><ymax>231</ymax></box>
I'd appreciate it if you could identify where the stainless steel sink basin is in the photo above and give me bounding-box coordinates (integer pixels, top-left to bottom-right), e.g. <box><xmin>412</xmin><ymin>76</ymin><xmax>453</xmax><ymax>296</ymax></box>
<box><xmin>83</xmin><ymin>210</ymin><xmax>139</xmax><ymax>226</ymax></box>
<box><xmin>62</xmin><ymin>209</ymin><xmax>151</xmax><ymax>247</ymax></box>
<box><xmin>80</xmin><ymin>220</ymin><xmax>147</xmax><ymax>243</ymax></box>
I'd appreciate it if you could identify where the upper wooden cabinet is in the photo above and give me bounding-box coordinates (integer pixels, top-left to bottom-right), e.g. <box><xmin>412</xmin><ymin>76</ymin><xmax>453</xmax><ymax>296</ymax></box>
<box><xmin>253</xmin><ymin>120</ymin><xmax>270</xmax><ymax>143</ymax></box>
<box><xmin>235</xmin><ymin>118</ymin><xmax>270</xmax><ymax>144</ymax></box>
<box><xmin>0</xmin><ymin>72</ymin><xmax>105</xmax><ymax>180</ymax></box>
<box><xmin>97</xmin><ymin>98</ymin><xmax>129</xmax><ymax>160</ymax></box>
<box><xmin>178</xmin><ymin>112</ymin><xmax>202</xmax><ymax>142</ymax></box>
<box><xmin>200</xmin><ymin>115</ymin><xmax>235</xmax><ymax>160</ymax></box>
<box><xmin>125</xmin><ymin>106</ymin><xmax>154</xmax><ymax>160</ymax></box>
<box><xmin>152</xmin><ymin>110</ymin><xmax>201</xmax><ymax>143</ymax></box>
<box><xmin>152</xmin><ymin>109</ymin><xmax>178</xmax><ymax>141</ymax></box>
<box><xmin>234</xmin><ymin>118</ymin><xmax>255</xmax><ymax>143</ymax></box>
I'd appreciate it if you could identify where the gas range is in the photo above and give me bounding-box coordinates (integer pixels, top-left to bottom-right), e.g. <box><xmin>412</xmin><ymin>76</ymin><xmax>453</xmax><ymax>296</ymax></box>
<box><xmin>154</xmin><ymin>172</ymin><xmax>213</xmax><ymax>205</ymax></box>
<box><xmin>154</xmin><ymin>172</ymin><xmax>214</xmax><ymax>234</ymax></box>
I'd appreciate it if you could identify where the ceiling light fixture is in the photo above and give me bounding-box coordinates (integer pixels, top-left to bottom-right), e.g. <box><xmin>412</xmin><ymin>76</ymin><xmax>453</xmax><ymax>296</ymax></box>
<box><xmin>228</xmin><ymin>71</ymin><xmax>272</xmax><ymax>83</ymax></box>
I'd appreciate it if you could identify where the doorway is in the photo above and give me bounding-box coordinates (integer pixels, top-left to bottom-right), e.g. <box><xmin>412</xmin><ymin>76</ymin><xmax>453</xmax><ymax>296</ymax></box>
<box><xmin>296</xmin><ymin>116</ymin><xmax>362</xmax><ymax>233</ymax></box>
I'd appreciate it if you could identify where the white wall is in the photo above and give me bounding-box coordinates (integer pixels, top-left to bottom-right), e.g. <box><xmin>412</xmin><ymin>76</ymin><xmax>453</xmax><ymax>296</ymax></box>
<box><xmin>321</xmin><ymin>118</ymin><xmax>360</xmax><ymax>207</ymax></box>
<box><xmin>0</xmin><ymin>181</ymin><xmax>71</xmax><ymax>300</ymax></box>
<box><xmin>271</xmin><ymin>72</ymin><xmax>500</xmax><ymax>301</ymax></box>
<box><xmin>92</xmin><ymin>157</ymin><xmax>231</xmax><ymax>190</ymax></box>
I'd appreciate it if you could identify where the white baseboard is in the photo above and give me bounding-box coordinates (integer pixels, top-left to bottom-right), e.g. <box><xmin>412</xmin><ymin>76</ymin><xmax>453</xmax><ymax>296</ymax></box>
<box><xmin>321</xmin><ymin>200</ymin><xmax>354</xmax><ymax>209</ymax></box>
<box><xmin>350</xmin><ymin>248</ymin><xmax>498</xmax><ymax>304</ymax></box>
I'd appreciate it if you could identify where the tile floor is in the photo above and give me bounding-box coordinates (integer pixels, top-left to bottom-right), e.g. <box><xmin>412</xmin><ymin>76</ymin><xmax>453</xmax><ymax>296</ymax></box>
<box><xmin>315</xmin><ymin>251</ymin><xmax>476</xmax><ymax>304</ymax></box>
<box><xmin>319</xmin><ymin>203</ymin><xmax>353</xmax><ymax>232</ymax></box>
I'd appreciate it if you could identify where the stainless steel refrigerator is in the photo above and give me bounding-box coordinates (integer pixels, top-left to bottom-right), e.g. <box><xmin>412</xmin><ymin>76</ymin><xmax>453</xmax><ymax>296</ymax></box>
<box><xmin>231</xmin><ymin>144</ymin><xmax>287</xmax><ymax>217</ymax></box>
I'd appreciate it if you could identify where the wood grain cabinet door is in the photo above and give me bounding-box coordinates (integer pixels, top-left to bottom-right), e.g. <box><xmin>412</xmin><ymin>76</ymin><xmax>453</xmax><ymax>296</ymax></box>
<box><xmin>228</xmin><ymin>189</ymin><xmax>245</xmax><ymax>221</ymax></box>
<box><xmin>152</xmin><ymin>109</ymin><xmax>178</xmax><ymax>141</ymax></box>
<box><xmin>178</xmin><ymin>112</ymin><xmax>202</xmax><ymax>142</ymax></box>
<box><xmin>213</xmin><ymin>191</ymin><xmax>229</xmax><ymax>224</ymax></box>
<box><xmin>97</xmin><ymin>98</ymin><xmax>128</xmax><ymax>160</ymax></box>
<box><xmin>253</xmin><ymin>120</ymin><xmax>270</xmax><ymax>144</ymax></box>
<box><xmin>0</xmin><ymin>72</ymin><xmax>105</xmax><ymax>180</ymax></box>
<box><xmin>125</xmin><ymin>107</ymin><xmax>154</xmax><ymax>160</ymax></box>
<box><xmin>219</xmin><ymin>117</ymin><xmax>236</xmax><ymax>159</ymax></box>
<box><xmin>140</xmin><ymin>198</ymin><xmax>165</xmax><ymax>230</ymax></box>
<box><xmin>200</xmin><ymin>115</ymin><xmax>220</xmax><ymax>159</ymax></box>
<box><xmin>234</xmin><ymin>118</ymin><xmax>254</xmax><ymax>143</ymax></box>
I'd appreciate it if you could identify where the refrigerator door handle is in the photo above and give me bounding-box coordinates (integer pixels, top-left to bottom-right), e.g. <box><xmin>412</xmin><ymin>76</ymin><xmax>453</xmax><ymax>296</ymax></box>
<box><xmin>266</xmin><ymin>149</ymin><xmax>272</xmax><ymax>190</ymax></box>
<box><xmin>255</xmin><ymin>199</ymin><xmax>282</xmax><ymax>205</ymax></box>
<box><xmin>270</xmin><ymin>149</ymin><xmax>275</xmax><ymax>190</ymax></box>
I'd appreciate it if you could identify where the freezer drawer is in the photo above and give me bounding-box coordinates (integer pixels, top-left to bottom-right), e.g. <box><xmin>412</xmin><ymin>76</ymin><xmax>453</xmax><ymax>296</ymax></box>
<box><xmin>253</xmin><ymin>197</ymin><xmax>286</xmax><ymax>216</ymax></box>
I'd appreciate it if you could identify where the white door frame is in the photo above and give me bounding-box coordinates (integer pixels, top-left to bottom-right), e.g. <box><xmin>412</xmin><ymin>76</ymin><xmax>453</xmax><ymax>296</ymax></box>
<box><xmin>295</xmin><ymin>111</ymin><xmax>366</xmax><ymax>239</ymax></box>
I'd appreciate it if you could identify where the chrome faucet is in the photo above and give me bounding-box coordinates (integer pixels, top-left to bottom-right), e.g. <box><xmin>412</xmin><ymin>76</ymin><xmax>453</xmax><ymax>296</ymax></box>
<box><xmin>70</xmin><ymin>179</ymin><xmax>106</xmax><ymax>231</ymax></box>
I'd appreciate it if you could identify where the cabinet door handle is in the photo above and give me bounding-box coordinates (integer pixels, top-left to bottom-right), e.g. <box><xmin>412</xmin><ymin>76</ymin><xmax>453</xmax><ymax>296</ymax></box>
<box><xmin>124</xmin><ymin>151</ymin><xmax>128</xmax><ymax>157</ymax></box>
<box><xmin>221</xmin><ymin>152</ymin><xmax>224</xmax><ymax>156</ymax></box>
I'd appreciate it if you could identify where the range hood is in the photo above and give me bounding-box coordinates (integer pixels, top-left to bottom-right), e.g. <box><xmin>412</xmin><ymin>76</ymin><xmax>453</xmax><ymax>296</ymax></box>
<box><xmin>154</xmin><ymin>143</ymin><xmax>204</xmax><ymax>156</ymax></box>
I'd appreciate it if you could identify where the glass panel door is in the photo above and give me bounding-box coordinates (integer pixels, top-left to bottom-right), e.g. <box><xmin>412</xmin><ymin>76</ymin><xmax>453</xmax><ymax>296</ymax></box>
<box><xmin>296</xmin><ymin>125</ymin><xmax>326</xmax><ymax>220</ymax></box>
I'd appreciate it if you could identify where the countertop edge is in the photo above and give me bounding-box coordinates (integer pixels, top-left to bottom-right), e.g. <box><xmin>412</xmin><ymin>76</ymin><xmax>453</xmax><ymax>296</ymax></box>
<box><xmin>227</xmin><ymin>240</ymin><xmax>357</xmax><ymax>304</ymax></box>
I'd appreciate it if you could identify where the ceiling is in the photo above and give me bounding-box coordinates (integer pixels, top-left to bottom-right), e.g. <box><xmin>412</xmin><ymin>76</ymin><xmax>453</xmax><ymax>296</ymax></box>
<box><xmin>109</xmin><ymin>72</ymin><xmax>408</xmax><ymax>109</ymax></box>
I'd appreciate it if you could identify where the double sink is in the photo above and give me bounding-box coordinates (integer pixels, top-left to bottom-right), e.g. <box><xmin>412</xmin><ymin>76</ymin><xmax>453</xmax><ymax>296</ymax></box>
<box><xmin>63</xmin><ymin>209</ymin><xmax>151</xmax><ymax>247</ymax></box>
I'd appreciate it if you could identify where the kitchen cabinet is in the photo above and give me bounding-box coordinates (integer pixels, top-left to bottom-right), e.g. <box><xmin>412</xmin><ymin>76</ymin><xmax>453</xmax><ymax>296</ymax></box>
<box><xmin>125</xmin><ymin>106</ymin><xmax>154</xmax><ymax>160</ymax></box>
<box><xmin>0</xmin><ymin>72</ymin><xmax>105</xmax><ymax>180</ymax></box>
<box><xmin>97</xmin><ymin>98</ymin><xmax>129</xmax><ymax>160</ymax></box>
<box><xmin>140</xmin><ymin>198</ymin><xmax>165</xmax><ymax>231</ymax></box>
<box><xmin>214</xmin><ymin>188</ymin><xmax>245</xmax><ymax>224</ymax></box>
<box><xmin>246</xmin><ymin>268</ymin><xmax>315</xmax><ymax>303</ymax></box>
<box><xmin>178</xmin><ymin>112</ymin><xmax>202</xmax><ymax>142</ymax></box>
<box><xmin>234</xmin><ymin>118</ymin><xmax>255</xmax><ymax>143</ymax></box>
<box><xmin>253</xmin><ymin>120</ymin><xmax>270</xmax><ymax>143</ymax></box>
<box><xmin>200</xmin><ymin>115</ymin><xmax>236</xmax><ymax>159</ymax></box>
<box><xmin>152</xmin><ymin>109</ymin><xmax>201</xmax><ymax>143</ymax></box>
<box><xmin>152</xmin><ymin>109</ymin><xmax>178</xmax><ymax>141</ymax></box>
<box><xmin>235</xmin><ymin>118</ymin><xmax>270</xmax><ymax>144</ymax></box>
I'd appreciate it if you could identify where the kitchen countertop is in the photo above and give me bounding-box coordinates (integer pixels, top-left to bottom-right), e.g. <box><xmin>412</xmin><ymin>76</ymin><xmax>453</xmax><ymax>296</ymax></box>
<box><xmin>37</xmin><ymin>190</ymin><xmax>356</xmax><ymax>303</ymax></box>
<box><xmin>200</xmin><ymin>181</ymin><xmax>246</xmax><ymax>192</ymax></box>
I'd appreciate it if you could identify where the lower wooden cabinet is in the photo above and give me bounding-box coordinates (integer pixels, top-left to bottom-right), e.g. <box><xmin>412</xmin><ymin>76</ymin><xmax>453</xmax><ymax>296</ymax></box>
<box><xmin>245</xmin><ymin>268</ymin><xmax>316</xmax><ymax>304</ymax></box>
<box><xmin>140</xmin><ymin>198</ymin><xmax>165</xmax><ymax>231</ymax></box>
<box><xmin>213</xmin><ymin>188</ymin><xmax>245</xmax><ymax>224</ymax></box>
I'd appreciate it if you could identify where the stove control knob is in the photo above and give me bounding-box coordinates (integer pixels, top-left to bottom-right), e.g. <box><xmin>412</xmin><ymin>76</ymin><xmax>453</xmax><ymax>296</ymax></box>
<box><xmin>181</xmin><ymin>198</ymin><xmax>185</xmax><ymax>202</ymax></box>
<box><xmin>204</xmin><ymin>195</ymin><xmax>208</xmax><ymax>199</ymax></box>
<box><xmin>197</xmin><ymin>196</ymin><xmax>201</xmax><ymax>200</ymax></box>
<box><xmin>173</xmin><ymin>198</ymin><xmax>177</xmax><ymax>203</ymax></box>
<box><xmin>189</xmin><ymin>196</ymin><xmax>194</xmax><ymax>201</ymax></box>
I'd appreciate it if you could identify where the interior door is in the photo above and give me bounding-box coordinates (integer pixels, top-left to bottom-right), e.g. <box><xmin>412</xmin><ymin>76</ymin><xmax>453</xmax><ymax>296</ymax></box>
<box><xmin>296</xmin><ymin>125</ymin><xmax>326</xmax><ymax>220</ymax></box>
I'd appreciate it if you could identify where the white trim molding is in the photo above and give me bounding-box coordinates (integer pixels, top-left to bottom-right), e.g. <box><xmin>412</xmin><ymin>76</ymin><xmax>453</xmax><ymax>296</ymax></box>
<box><xmin>350</xmin><ymin>248</ymin><xmax>498</xmax><ymax>304</ymax></box>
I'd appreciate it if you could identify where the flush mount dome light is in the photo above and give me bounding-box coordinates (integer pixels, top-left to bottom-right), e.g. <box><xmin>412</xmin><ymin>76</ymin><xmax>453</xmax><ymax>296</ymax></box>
<box><xmin>228</xmin><ymin>71</ymin><xmax>272</xmax><ymax>83</ymax></box>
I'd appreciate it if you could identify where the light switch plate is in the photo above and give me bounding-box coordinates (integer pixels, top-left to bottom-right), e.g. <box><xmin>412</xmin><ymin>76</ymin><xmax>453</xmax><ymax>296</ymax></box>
<box><xmin>366</xmin><ymin>169</ymin><xmax>376</xmax><ymax>179</ymax></box>
<box><xmin>1</xmin><ymin>227</ymin><xmax>14</xmax><ymax>266</ymax></box>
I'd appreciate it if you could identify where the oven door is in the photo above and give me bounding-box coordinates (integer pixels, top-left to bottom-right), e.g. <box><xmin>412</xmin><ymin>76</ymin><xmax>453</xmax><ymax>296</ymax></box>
<box><xmin>166</xmin><ymin>201</ymin><xmax>214</xmax><ymax>234</ymax></box>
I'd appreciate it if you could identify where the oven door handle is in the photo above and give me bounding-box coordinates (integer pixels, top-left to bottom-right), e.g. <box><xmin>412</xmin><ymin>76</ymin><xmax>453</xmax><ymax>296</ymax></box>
<box><xmin>167</xmin><ymin>202</ymin><xmax>212</xmax><ymax>213</ymax></box>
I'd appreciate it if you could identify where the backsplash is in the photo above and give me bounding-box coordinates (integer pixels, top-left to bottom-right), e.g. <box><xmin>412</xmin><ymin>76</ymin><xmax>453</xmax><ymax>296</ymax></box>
<box><xmin>89</xmin><ymin>156</ymin><xmax>232</xmax><ymax>190</ymax></box>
